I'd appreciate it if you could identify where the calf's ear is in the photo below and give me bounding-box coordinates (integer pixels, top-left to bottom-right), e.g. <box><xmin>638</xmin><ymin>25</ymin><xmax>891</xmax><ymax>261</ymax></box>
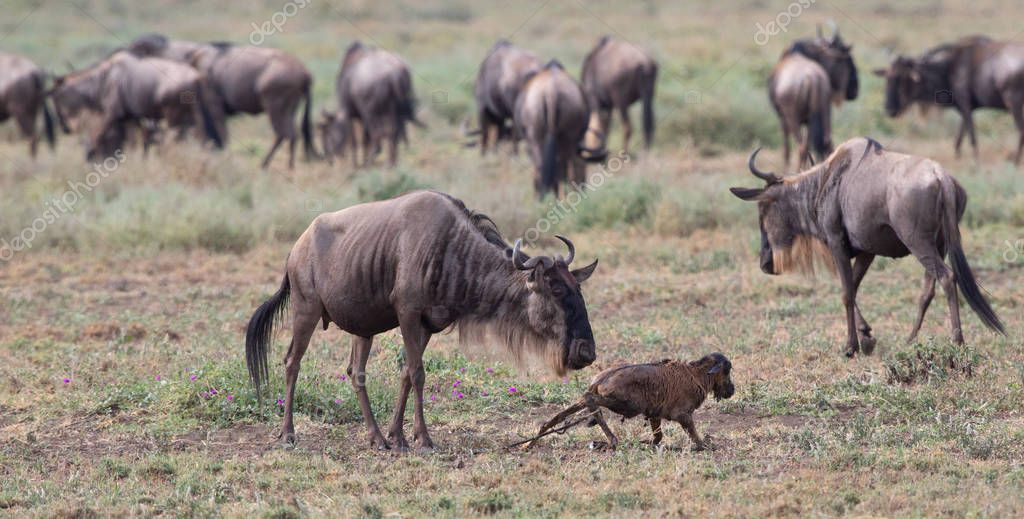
<box><xmin>707</xmin><ymin>363</ymin><xmax>723</xmax><ymax>374</ymax></box>
<box><xmin>570</xmin><ymin>259</ymin><xmax>598</xmax><ymax>283</ymax></box>
<box><xmin>729</xmin><ymin>187</ymin><xmax>763</xmax><ymax>201</ymax></box>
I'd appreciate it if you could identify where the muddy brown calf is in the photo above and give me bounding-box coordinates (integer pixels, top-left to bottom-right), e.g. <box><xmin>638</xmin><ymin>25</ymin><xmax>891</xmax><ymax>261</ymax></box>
<box><xmin>524</xmin><ymin>353</ymin><xmax>734</xmax><ymax>451</ymax></box>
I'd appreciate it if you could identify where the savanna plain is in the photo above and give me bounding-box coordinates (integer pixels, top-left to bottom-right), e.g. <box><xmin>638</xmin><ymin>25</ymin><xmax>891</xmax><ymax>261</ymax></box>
<box><xmin>2</xmin><ymin>0</ymin><xmax>1024</xmax><ymax>517</ymax></box>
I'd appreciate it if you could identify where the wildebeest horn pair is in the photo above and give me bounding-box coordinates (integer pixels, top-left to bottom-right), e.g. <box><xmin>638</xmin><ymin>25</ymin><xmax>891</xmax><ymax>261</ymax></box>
<box><xmin>512</xmin><ymin>235</ymin><xmax>575</xmax><ymax>270</ymax></box>
<box><xmin>747</xmin><ymin>147</ymin><xmax>782</xmax><ymax>184</ymax></box>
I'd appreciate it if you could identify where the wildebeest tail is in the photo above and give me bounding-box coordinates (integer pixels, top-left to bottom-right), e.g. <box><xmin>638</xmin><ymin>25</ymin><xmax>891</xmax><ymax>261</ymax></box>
<box><xmin>194</xmin><ymin>82</ymin><xmax>224</xmax><ymax>149</ymax></box>
<box><xmin>940</xmin><ymin>177</ymin><xmax>1005</xmax><ymax>334</ymax></box>
<box><xmin>808</xmin><ymin>108</ymin><xmax>829</xmax><ymax>161</ymax></box>
<box><xmin>540</xmin><ymin>98</ymin><xmax>559</xmax><ymax>196</ymax></box>
<box><xmin>641</xmin><ymin>62</ymin><xmax>657</xmax><ymax>149</ymax></box>
<box><xmin>245</xmin><ymin>273</ymin><xmax>291</xmax><ymax>401</ymax></box>
<box><xmin>41</xmin><ymin>98</ymin><xmax>56</xmax><ymax>150</ymax></box>
<box><xmin>301</xmin><ymin>83</ymin><xmax>320</xmax><ymax>160</ymax></box>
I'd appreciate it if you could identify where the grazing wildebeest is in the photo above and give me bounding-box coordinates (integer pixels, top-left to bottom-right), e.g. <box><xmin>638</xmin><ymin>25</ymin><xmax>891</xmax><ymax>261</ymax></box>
<box><xmin>246</xmin><ymin>190</ymin><xmax>599</xmax><ymax>450</ymax></box>
<box><xmin>50</xmin><ymin>51</ymin><xmax>221</xmax><ymax>160</ymax></box>
<box><xmin>188</xmin><ymin>42</ymin><xmax>317</xmax><ymax>169</ymax></box>
<box><xmin>473</xmin><ymin>39</ymin><xmax>542</xmax><ymax>154</ymax></box>
<box><xmin>128</xmin><ymin>33</ymin><xmax>204</xmax><ymax>63</ymax></box>
<box><xmin>321</xmin><ymin>41</ymin><xmax>422</xmax><ymax>167</ymax></box>
<box><xmin>0</xmin><ymin>52</ymin><xmax>57</xmax><ymax>157</ymax></box>
<box><xmin>522</xmin><ymin>353</ymin><xmax>734</xmax><ymax>451</ymax></box>
<box><xmin>514</xmin><ymin>60</ymin><xmax>607</xmax><ymax>198</ymax></box>
<box><xmin>730</xmin><ymin>137</ymin><xmax>1004</xmax><ymax>357</ymax></box>
<box><xmin>580</xmin><ymin>36</ymin><xmax>658</xmax><ymax>154</ymax></box>
<box><xmin>874</xmin><ymin>36</ymin><xmax>1024</xmax><ymax>164</ymax></box>
<box><xmin>769</xmin><ymin>28</ymin><xmax>859</xmax><ymax>170</ymax></box>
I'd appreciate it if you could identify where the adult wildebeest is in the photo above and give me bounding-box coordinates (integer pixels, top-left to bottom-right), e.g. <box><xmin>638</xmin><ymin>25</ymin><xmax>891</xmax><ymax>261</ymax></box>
<box><xmin>769</xmin><ymin>27</ymin><xmax>859</xmax><ymax>170</ymax></box>
<box><xmin>0</xmin><ymin>52</ymin><xmax>58</xmax><ymax>157</ymax></box>
<box><xmin>473</xmin><ymin>39</ymin><xmax>542</xmax><ymax>154</ymax></box>
<box><xmin>188</xmin><ymin>42</ymin><xmax>317</xmax><ymax>169</ymax></box>
<box><xmin>320</xmin><ymin>41</ymin><xmax>422</xmax><ymax>167</ymax></box>
<box><xmin>730</xmin><ymin>137</ymin><xmax>1004</xmax><ymax>357</ymax></box>
<box><xmin>50</xmin><ymin>51</ymin><xmax>221</xmax><ymax>160</ymax></box>
<box><xmin>874</xmin><ymin>36</ymin><xmax>1024</xmax><ymax>164</ymax></box>
<box><xmin>515</xmin><ymin>60</ymin><xmax>607</xmax><ymax>198</ymax></box>
<box><xmin>246</xmin><ymin>190</ymin><xmax>599</xmax><ymax>450</ymax></box>
<box><xmin>580</xmin><ymin>36</ymin><xmax>658</xmax><ymax>154</ymax></box>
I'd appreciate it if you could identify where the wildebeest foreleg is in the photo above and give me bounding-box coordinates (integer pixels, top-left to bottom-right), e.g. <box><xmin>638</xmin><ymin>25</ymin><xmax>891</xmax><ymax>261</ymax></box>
<box><xmin>954</xmin><ymin>119</ymin><xmax>967</xmax><ymax>158</ymax></box>
<box><xmin>619</xmin><ymin>105</ymin><xmax>632</xmax><ymax>155</ymax></box>
<box><xmin>676</xmin><ymin>413</ymin><xmax>705</xmax><ymax>451</ymax></box>
<box><xmin>590</xmin><ymin>409</ymin><xmax>618</xmax><ymax>450</ymax></box>
<box><xmin>851</xmin><ymin>253</ymin><xmax>876</xmax><ymax>354</ymax></box>
<box><xmin>348</xmin><ymin>335</ymin><xmax>389</xmax><ymax>449</ymax></box>
<box><xmin>960</xmin><ymin>110</ymin><xmax>979</xmax><ymax>161</ymax></box>
<box><xmin>907</xmin><ymin>272</ymin><xmax>936</xmax><ymax>344</ymax></box>
<box><xmin>396</xmin><ymin>316</ymin><xmax>434</xmax><ymax>450</ymax></box>
<box><xmin>829</xmin><ymin>245</ymin><xmax>860</xmax><ymax>357</ymax></box>
<box><xmin>280</xmin><ymin>310</ymin><xmax>318</xmax><ymax>445</ymax></box>
<box><xmin>1005</xmin><ymin>91</ymin><xmax>1024</xmax><ymax>165</ymax></box>
<box><xmin>387</xmin><ymin>366</ymin><xmax>413</xmax><ymax>451</ymax></box>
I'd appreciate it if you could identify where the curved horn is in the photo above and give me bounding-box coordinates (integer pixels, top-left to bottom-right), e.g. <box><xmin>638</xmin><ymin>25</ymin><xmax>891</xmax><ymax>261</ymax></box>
<box><xmin>827</xmin><ymin>19</ymin><xmax>839</xmax><ymax>42</ymax></box>
<box><xmin>512</xmin><ymin>239</ymin><xmax>552</xmax><ymax>270</ymax></box>
<box><xmin>555</xmin><ymin>235</ymin><xmax>575</xmax><ymax>265</ymax></box>
<box><xmin>748</xmin><ymin>147</ymin><xmax>781</xmax><ymax>184</ymax></box>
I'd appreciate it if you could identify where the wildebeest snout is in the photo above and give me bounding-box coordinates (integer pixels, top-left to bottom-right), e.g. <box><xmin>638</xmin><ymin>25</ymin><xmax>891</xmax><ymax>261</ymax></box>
<box><xmin>567</xmin><ymin>338</ymin><xmax>595</xmax><ymax>369</ymax></box>
<box><xmin>714</xmin><ymin>380</ymin><xmax>735</xmax><ymax>401</ymax></box>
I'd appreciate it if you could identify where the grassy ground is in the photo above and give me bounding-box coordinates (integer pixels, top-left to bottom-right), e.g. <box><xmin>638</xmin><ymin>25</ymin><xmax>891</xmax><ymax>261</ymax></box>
<box><xmin>2</xmin><ymin>1</ymin><xmax>1023</xmax><ymax>517</ymax></box>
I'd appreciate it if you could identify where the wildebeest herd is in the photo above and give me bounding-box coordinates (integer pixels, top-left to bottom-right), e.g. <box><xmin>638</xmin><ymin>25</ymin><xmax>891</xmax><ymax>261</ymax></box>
<box><xmin>3</xmin><ymin>28</ymin><xmax>1012</xmax><ymax>451</ymax></box>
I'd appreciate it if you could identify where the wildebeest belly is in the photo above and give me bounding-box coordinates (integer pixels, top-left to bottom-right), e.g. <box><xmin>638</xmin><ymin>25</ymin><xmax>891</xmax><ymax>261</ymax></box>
<box><xmin>848</xmin><ymin>225</ymin><xmax>910</xmax><ymax>258</ymax></box>
<box><xmin>325</xmin><ymin>298</ymin><xmax>400</xmax><ymax>338</ymax></box>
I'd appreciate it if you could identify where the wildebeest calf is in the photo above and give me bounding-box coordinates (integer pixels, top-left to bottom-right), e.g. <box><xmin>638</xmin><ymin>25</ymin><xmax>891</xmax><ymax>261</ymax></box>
<box><xmin>524</xmin><ymin>353</ymin><xmax>734</xmax><ymax>451</ymax></box>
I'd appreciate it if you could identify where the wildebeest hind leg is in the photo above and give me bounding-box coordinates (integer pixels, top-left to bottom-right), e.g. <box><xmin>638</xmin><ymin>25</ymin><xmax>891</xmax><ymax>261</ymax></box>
<box><xmin>852</xmin><ymin>253</ymin><xmax>876</xmax><ymax>354</ymax></box>
<box><xmin>348</xmin><ymin>335</ymin><xmax>389</xmax><ymax>450</ymax></box>
<box><xmin>14</xmin><ymin>111</ymin><xmax>38</xmax><ymax>158</ymax></box>
<box><xmin>907</xmin><ymin>272</ymin><xmax>936</xmax><ymax>344</ymax></box>
<box><xmin>397</xmin><ymin>314</ymin><xmax>434</xmax><ymax>450</ymax></box>
<box><xmin>522</xmin><ymin>401</ymin><xmax>586</xmax><ymax>450</ymax></box>
<box><xmin>590</xmin><ymin>410</ymin><xmax>618</xmax><ymax>450</ymax></box>
<box><xmin>280</xmin><ymin>308</ymin><xmax>319</xmax><ymax>445</ymax></box>
<box><xmin>261</xmin><ymin>136</ymin><xmax>285</xmax><ymax>169</ymax></box>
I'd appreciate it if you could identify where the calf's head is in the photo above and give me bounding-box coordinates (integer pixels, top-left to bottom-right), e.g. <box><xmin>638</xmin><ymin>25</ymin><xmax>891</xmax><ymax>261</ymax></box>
<box><xmin>693</xmin><ymin>353</ymin><xmax>735</xmax><ymax>401</ymax></box>
<box><xmin>513</xmin><ymin>236</ymin><xmax>598</xmax><ymax>372</ymax></box>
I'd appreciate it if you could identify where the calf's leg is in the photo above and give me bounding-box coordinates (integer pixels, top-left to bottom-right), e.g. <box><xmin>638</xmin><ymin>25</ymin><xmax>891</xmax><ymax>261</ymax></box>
<box><xmin>522</xmin><ymin>401</ymin><xmax>587</xmax><ymax>450</ymax></box>
<box><xmin>676</xmin><ymin>413</ymin><xmax>705</xmax><ymax>451</ymax></box>
<box><xmin>648</xmin><ymin>417</ymin><xmax>663</xmax><ymax>446</ymax></box>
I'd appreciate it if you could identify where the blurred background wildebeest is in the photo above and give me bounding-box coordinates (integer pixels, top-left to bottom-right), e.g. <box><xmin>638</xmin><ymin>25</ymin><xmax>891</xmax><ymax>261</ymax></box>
<box><xmin>580</xmin><ymin>35</ymin><xmax>658</xmax><ymax>154</ymax></box>
<box><xmin>515</xmin><ymin>60</ymin><xmax>607</xmax><ymax>198</ymax></box>
<box><xmin>875</xmin><ymin>35</ymin><xmax>1024</xmax><ymax>164</ymax></box>
<box><xmin>320</xmin><ymin>41</ymin><xmax>422</xmax><ymax>167</ymax></box>
<box><xmin>0</xmin><ymin>52</ymin><xmax>58</xmax><ymax>157</ymax></box>
<box><xmin>769</xmin><ymin>25</ymin><xmax>858</xmax><ymax>170</ymax></box>
<box><xmin>472</xmin><ymin>39</ymin><xmax>543</xmax><ymax>154</ymax></box>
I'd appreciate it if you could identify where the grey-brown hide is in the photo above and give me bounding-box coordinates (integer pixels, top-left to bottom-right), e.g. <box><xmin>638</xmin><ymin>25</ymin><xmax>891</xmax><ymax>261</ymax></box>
<box><xmin>514</xmin><ymin>60</ymin><xmax>606</xmax><ymax>198</ymax></box>
<box><xmin>874</xmin><ymin>35</ymin><xmax>1024</xmax><ymax>163</ymax></box>
<box><xmin>188</xmin><ymin>42</ymin><xmax>317</xmax><ymax>169</ymax></box>
<box><xmin>730</xmin><ymin>137</ymin><xmax>1004</xmax><ymax>358</ymax></box>
<box><xmin>245</xmin><ymin>190</ymin><xmax>599</xmax><ymax>451</ymax></box>
<box><xmin>580</xmin><ymin>36</ymin><xmax>658</xmax><ymax>153</ymax></box>
<box><xmin>323</xmin><ymin>41</ymin><xmax>421</xmax><ymax>167</ymax></box>
<box><xmin>473</xmin><ymin>39</ymin><xmax>542</xmax><ymax>154</ymax></box>
<box><xmin>524</xmin><ymin>353</ymin><xmax>734</xmax><ymax>451</ymax></box>
<box><xmin>0</xmin><ymin>52</ymin><xmax>57</xmax><ymax>157</ymax></box>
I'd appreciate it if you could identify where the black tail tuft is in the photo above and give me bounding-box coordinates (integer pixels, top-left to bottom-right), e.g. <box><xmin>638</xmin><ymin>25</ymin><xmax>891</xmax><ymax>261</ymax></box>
<box><xmin>808</xmin><ymin>110</ymin><xmax>830</xmax><ymax>161</ymax></box>
<box><xmin>195</xmin><ymin>82</ymin><xmax>224</xmax><ymax>149</ymax></box>
<box><xmin>245</xmin><ymin>273</ymin><xmax>291</xmax><ymax>402</ymax></box>
<box><xmin>42</xmin><ymin>99</ymin><xmax>56</xmax><ymax>150</ymax></box>
<box><xmin>950</xmin><ymin>245</ymin><xmax>1005</xmax><ymax>334</ymax></box>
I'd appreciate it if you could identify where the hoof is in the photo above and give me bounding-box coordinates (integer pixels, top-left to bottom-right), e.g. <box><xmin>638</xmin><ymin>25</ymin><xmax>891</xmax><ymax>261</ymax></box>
<box><xmin>369</xmin><ymin>435</ymin><xmax>391</xmax><ymax>451</ymax></box>
<box><xmin>860</xmin><ymin>335</ymin><xmax>877</xmax><ymax>356</ymax></box>
<box><xmin>843</xmin><ymin>345</ymin><xmax>859</xmax><ymax>358</ymax></box>
<box><xmin>588</xmin><ymin>440</ymin><xmax>616</xmax><ymax>451</ymax></box>
<box><xmin>690</xmin><ymin>443</ymin><xmax>707</xmax><ymax>452</ymax></box>
<box><xmin>281</xmin><ymin>432</ymin><xmax>297</xmax><ymax>446</ymax></box>
<box><xmin>388</xmin><ymin>433</ymin><xmax>410</xmax><ymax>452</ymax></box>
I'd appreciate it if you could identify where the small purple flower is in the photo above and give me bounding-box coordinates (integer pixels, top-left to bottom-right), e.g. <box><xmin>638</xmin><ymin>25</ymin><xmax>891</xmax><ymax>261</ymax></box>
<box><xmin>63</xmin><ymin>378</ymin><xmax>71</xmax><ymax>385</ymax></box>
<box><xmin>480</xmin><ymin>391</ymin><xmax>489</xmax><ymax>397</ymax></box>
<box><xmin>155</xmin><ymin>374</ymin><xmax>162</xmax><ymax>382</ymax></box>
<box><xmin>226</xmin><ymin>395</ymin><xmax>234</xmax><ymax>402</ymax></box>
<box><xmin>334</xmin><ymin>398</ymin><xmax>343</xmax><ymax>405</ymax></box>
<box><xmin>486</xmin><ymin>368</ymin><xmax>494</xmax><ymax>375</ymax></box>
<box><xmin>562</xmin><ymin>377</ymin><xmax>569</xmax><ymax>385</ymax></box>
<box><xmin>210</xmin><ymin>388</ymin><xmax>218</xmax><ymax>396</ymax></box>
<box><xmin>456</xmin><ymin>392</ymin><xmax>465</xmax><ymax>399</ymax></box>
<box><xmin>201</xmin><ymin>391</ymin><xmax>209</xmax><ymax>398</ymax></box>
<box><xmin>508</xmin><ymin>386</ymin><xmax>518</xmax><ymax>394</ymax></box>
<box><xmin>459</xmin><ymin>367</ymin><xmax>466</xmax><ymax>373</ymax></box>
<box><xmin>429</xmin><ymin>394</ymin><xmax>437</xmax><ymax>402</ymax></box>
<box><xmin>453</xmin><ymin>380</ymin><xmax>461</xmax><ymax>388</ymax></box>
<box><xmin>189</xmin><ymin>374</ymin><xmax>198</xmax><ymax>382</ymax></box>
<box><xmin>276</xmin><ymin>398</ymin><xmax>285</xmax><ymax>407</ymax></box>
<box><xmin>338</xmin><ymin>374</ymin><xmax>347</xmax><ymax>381</ymax></box>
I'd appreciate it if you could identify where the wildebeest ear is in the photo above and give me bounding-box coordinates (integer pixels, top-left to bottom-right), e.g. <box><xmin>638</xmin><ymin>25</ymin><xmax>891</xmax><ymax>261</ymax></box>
<box><xmin>570</xmin><ymin>259</ymin><xmax>598</xmax><ymax>283</ymax></box>
<box><xmin>729</xmin><ymin>187</ymin><xmax>763</xmax><ymax>201</ymax></box>
<box><xmin>872</xmin><ymin>68</ymin><xmax>888</xmax><ymax>77</ymax></box>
